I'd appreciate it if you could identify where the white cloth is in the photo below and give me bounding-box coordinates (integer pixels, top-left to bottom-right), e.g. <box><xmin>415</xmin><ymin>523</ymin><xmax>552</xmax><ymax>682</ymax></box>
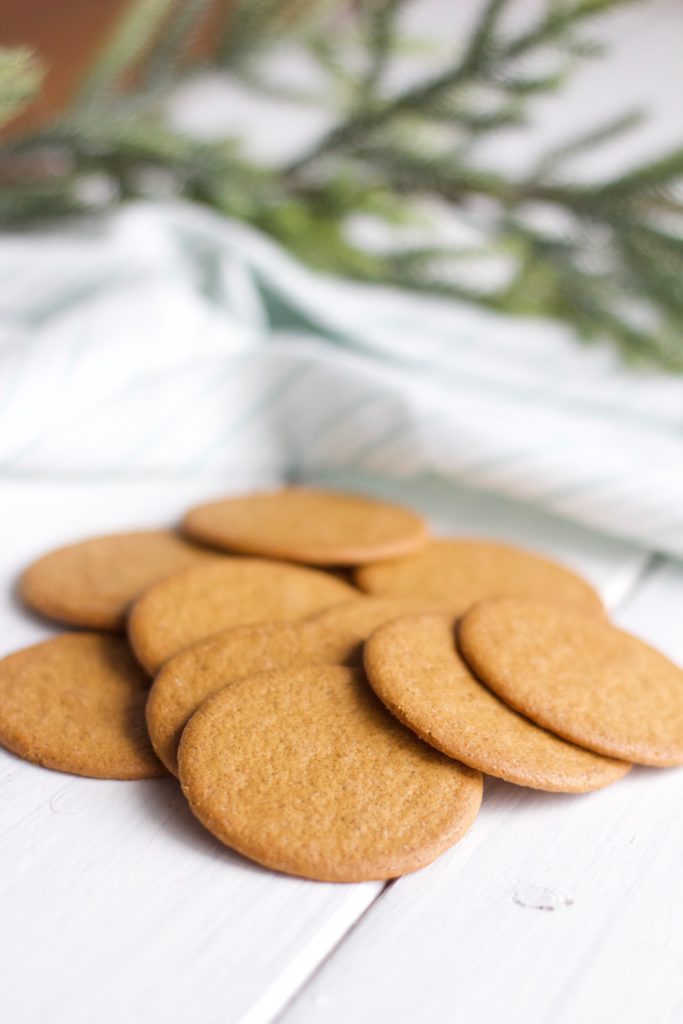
<box><xmin>1</xmin><ymin>200</ymin><xmax>682</xmax><ymax>556</ymax></box>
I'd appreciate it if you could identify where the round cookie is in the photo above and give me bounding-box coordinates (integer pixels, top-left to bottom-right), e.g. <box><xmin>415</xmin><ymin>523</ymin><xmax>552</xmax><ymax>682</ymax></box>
<box><xmin>0</xmin><ymin>633</ymin><xmax>165</xmax><ymax>779</ymax></box>
<box><xmin>20</xmin><ymin>529</ymin><xmax>220</xmax><ymax>631</ymax></box>
<box><xmin>365</xmin><ymin>614</ymin><xmax>630</xmax><ymax>792</ymax></box>
<box><xmin>178</xmin><ymin>665</ymin><xmax>482</xmax><ymax>881</ymax></box>
<box><xmin>128</xmin><ymin>558</ymin><xmax>358</xmax><ymax>674</ymax></box>
<box><xmin>355</xmin><ymin>538</ymin><xmax>603</xmax><ymax>616</ymax></box>
<box><xmin>182</xmin><ymin>487</ymin><xmax>428</xmax><ymax>565</ymax></box>
<box><xmin>148</xmin><ymin>596</ymin><xmax>442</xmax><ymax>774</ymax></box>
<box><xmin>459</xmin><ymin>598</ymin><xmax>683</xmax><ymax>767</ymax></box>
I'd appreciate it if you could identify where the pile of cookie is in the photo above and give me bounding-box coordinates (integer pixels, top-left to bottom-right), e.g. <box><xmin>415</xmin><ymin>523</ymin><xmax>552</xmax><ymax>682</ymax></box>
<box><xmin>2</xmin><ymin>488</ymin><xmax>683</xmax><ymax>883</ymax></box>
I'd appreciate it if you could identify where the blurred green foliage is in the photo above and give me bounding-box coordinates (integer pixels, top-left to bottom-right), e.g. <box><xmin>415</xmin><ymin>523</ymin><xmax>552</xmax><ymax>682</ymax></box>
<box><xmin>1</xmin><ymin>0</ymin><xmax>683</xmax><ymax>369</ymax></box>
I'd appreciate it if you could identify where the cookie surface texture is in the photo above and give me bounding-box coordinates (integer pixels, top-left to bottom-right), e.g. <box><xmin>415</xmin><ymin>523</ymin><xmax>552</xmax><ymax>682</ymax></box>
<box><xmin>129</xmin><ymin>558</ymin><xmax>358</xmax><ymax>674</ymax></box>
<box><xmin>148</xmin><ymin>596</ymin><xmax>443</xmax><ymax>774</ymax></box>
<box><xmin>355</xmin><ymin>538</ymin><xmax>603</xmax><ymax>616</ymax></box>
<box><xmin>179</xmin><ymin>665</ymin><xmax>482</xmax><ymax>881</ymax></box>
<box><xmin>182</xmin><ymin>487</ymin><xmax>428</xmax><ymax>565</ymax></box>
<box><xmin>365</xmin><ymin>614</ymin><xmax>630</xmax><ymax>792</ymax></box>
<box><xmin>20</xmin><ymin>529</ymin><xmax>219</xmax><ymax>630</ymax></box>
<box><xmin>459</xmin><ymin>599</ymin><xmax>683</xmax><ymax>767</ymax></box>
<box><xmin>0</xmin><ymin>633</ymin><xmax>165</xmax><ymax>779</ymax></box>
<box><xmin>148</xmin><ymin>620</ymin><xmax>309</xmax><ymax>775</ymax></box>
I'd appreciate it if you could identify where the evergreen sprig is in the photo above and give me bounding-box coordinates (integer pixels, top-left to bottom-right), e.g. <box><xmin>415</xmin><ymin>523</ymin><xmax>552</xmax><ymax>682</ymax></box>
<box><xmin>0</xmin><ymin>48</ymin><xmax>44</xmax><ymax>129</ymax></box>
<box><xmin>1</xmin><ymin>0</ymin><xmax>682</xmax><ymax>370</ymax></box>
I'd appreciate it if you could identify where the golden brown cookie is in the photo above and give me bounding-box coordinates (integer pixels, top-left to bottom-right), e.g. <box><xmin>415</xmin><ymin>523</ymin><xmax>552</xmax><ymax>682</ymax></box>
<box><xmin>20</xmin><ymin>529</ymin><xmax>219</xmax><ymax>631</ymax></box>
<box><xmin>0</xmin><ymin>633</ymin><xmax>165</xmax><ymax>779</ymax></box>
<box><xmin>459</xmin><ymin>598</ymin><xmax>683</xmax><ymax>767</ymax></box>
<box><xmin>128</xmin><ymin>558</ymin><xmax>359</xmax><ymax>674</ymax></box>
<box><xmin>178</xmin><ymin>665</ymin><xmax>482</xmax><ymax>881</ymax></box>
<box><xmin>182</xmin><ymin>487</ymin><xmax>428</xmax><ymax>565</ymax></box>
<box><xmin>148</xmin><ymin>596</ymin><xmax>442</xmax><ymax>774</ymax></box>
<box><xmin>355</xmin><ymin>538</ymin><xmax>603</xmax><ymax>616</ymax></box>
<box><xmin>365</xmin><ymin>614</ymin><xmax>630</xmax><ymax>792</ymax></box>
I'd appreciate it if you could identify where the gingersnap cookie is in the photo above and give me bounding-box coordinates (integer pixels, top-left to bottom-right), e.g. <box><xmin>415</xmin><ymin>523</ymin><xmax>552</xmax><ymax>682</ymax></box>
<box><xmin>182</xmin><ymin>487</ymin><xmax>428</xmax><ymax>565</ymax></box>
<box><xmin>355</xmin><ymin>538</ymin><xmax>603</xmax><ymax>616</ymax></box>
<box><xmin>129</xmin><ymin>558</ymin><xmax>358</xmax><ymax>674</ymax></box>
<box><xmin>148</xmin><ymin>596</ymin><xmax>442</xmax><ymax>774</ymax></box>
<box><xmin>20</xmin><ymin>529</ymin><xmax>219</xmax><ymax>631</ymax></box>
<box><xmin>459</xmin><ymin>598</ymin><xmax>683</xmax><ymax>767</ymax></box>
<box><xmin>365</xmin><ymin>614</ymin><xmax>630</xmax><ymax>792</ymax></box>
<box><xmin>178</xmin><ymin>665</ymin><xmax>482</xmax><ymax>881</ymax></box>
<box><xmin>0</xmin><ymin>633</ymin><xmax>165</xmax><ymax>779</ymax></box>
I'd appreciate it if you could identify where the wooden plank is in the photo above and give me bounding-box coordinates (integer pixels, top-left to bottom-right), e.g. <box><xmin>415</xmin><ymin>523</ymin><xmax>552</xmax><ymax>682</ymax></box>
<box><xmin>0</xmin><ymin>479</ymin><xmax>654</xmax><ymax>1024</ymax></box>
<box><xmin>0</xmin><ymin>762</ymin><xmax>382</xmax><ymax>1024</ymax></box>
<box><xmin>279</xmin><ymin>558</ymin><xmax>683</xmax><ymax>1024</ymax></box>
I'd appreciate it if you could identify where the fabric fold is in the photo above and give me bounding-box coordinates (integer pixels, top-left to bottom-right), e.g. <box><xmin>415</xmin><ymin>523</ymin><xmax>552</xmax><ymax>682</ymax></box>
<box><xmin>1</xmin><ymin>200</ymin><xmax>682</xmax><ymax>557</ymax></box>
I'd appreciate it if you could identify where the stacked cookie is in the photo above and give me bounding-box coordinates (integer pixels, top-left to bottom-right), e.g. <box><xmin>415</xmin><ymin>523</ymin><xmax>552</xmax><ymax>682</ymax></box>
<box><xmin>2</xmin><ymin>488</ymin><xmax>683</xmax><ymax>883</ymax></box>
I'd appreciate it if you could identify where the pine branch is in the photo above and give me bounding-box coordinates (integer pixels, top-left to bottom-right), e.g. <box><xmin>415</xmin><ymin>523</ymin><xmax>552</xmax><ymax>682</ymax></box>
<box><xmin>496</xmin><ymin>71</ymin><xmax>566</xmax><ymax>95</ymax></box>
<box><xmin>281</xmin><ymin>0</ymin><xmax>631</xmax><ymax>179</ymax></box>
<box><xmin>535</xmin><ymin>110</ymin><xmax>645</xmax><ymax>174</ymax></box>
<box><xmin>1</xmin><ymin>0</ymin><xmax>682</xmax><ymax>371</ymax></box>
<box><xmin>282</xmin><ymin>0</ymin><xmax>513</xmax><ymax>177</ymax></box>
<box><xmin>598</xmin><ymin>146</ymin><xmax>683</xmax><ymax>198</ymax></box>
<box><xmin>75</xmin><ymin>0</ymin><xmax>176</xmax><ymax>109</ymax></box>
<box><xmin>496</xmin><ymin>217</ymin><xmax>683</xmax><ymax>371</ymax></box>
<box><xmin>458</xmin><ymin>0</ymin><xmax>510</xmax><ymax>73</ymax></box>
<box><xmin>357</xmin><ymin>0</ymin><xmax>407</xmax><ymax>105</ymax></box>
<box><xmin>138</xmin><ymin>0</ymin><xmax>215</xmax><ymax>92</ymax></box>
<box><xmin>620</xmin><ymin>228</ymin><xmax>683</xmax><ymax>318</ymax></box>
<box><xmin>0</xmin><ymin>48</ymin><xmax>44</xmax><ymax>129</ymax></box>
<box><xmin>218</xmin><ymin>0</ymin><xmax>314</xmax><ymax>68</ymax></box>
<box><xmin>431</xmin><ymin>103</ymin><xmax>527</xmax><ymax>132</ymax></box>
<box><xmin>503</xmin><ymin>0</ymin><xmax>635</xmax><ymax>60</ymax></box>
<box><xmin>0</xmin><ymin>181</ymin><xmax>86</xmax><ymax>223</ymax></box>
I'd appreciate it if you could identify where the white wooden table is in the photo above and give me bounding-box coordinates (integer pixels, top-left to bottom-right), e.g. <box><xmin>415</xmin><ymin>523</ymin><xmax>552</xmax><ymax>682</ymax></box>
<box><xmin>1</xmin><ymin>474</ymin><xmax>682</xmax><ymax>1024</ymax></box>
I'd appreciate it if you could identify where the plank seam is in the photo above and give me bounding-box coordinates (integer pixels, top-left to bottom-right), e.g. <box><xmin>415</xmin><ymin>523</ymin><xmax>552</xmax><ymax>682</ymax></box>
<box><xmin>270</xmin><ymin>881</ymin><xmax>396</xmax><ymax>1024</ymax></box>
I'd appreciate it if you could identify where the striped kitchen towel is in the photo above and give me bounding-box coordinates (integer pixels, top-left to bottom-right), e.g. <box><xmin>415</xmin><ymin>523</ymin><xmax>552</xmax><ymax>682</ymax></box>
<box><xmin>1</xmin><ymin>200</ymin><xmax>683</xmax><ymax>557</ymax></box>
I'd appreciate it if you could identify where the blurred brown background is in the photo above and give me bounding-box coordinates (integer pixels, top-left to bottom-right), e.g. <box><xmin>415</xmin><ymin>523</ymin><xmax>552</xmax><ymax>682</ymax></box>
<box><xmin>1</xmin><ymin>0</ymin><xmax>127</xmax><ymax>129</ymax></box>
<box><xmin>0</xmin><ymin>0</ymin><xmax>229</xmax><ymax>133</ymax></box>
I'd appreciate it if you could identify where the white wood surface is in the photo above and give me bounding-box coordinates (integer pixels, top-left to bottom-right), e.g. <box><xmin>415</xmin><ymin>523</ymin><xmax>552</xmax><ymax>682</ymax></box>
<box><xmin>0</xmin><ymin>477</ymin><xmax>663</xmax><ymax>1024</ymax></box>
